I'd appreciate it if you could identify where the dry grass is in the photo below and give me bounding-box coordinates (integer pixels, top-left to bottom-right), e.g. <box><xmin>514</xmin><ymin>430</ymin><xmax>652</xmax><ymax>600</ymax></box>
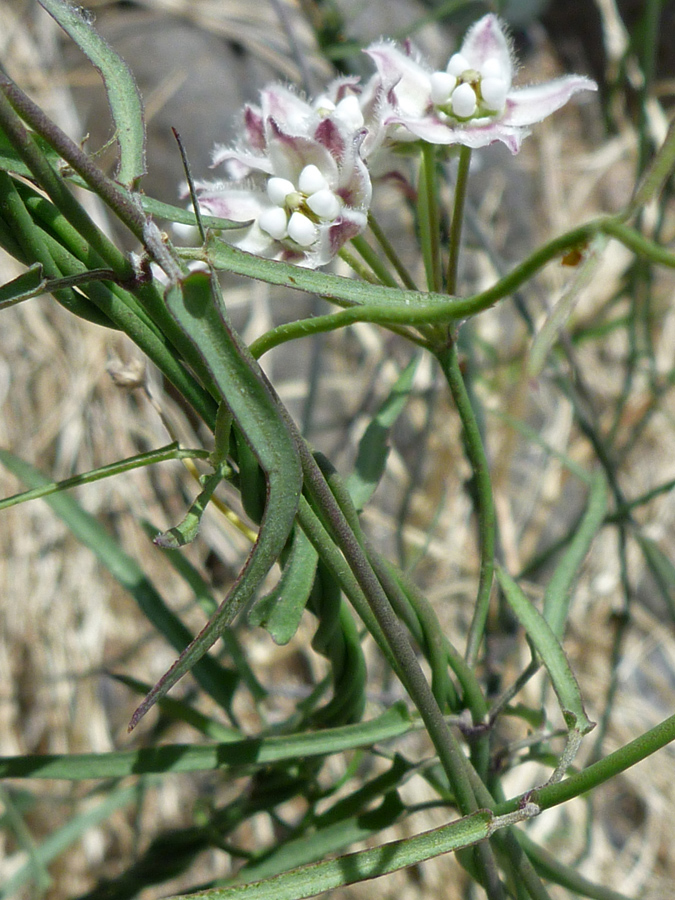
<box><xmin>1</xmin><ymin>1</ymin><xmax>675</xmax><ymax>898</ymax></box>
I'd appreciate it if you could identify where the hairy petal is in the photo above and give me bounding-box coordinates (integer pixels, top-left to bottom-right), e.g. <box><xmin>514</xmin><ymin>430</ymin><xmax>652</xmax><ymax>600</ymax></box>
<box><xmin>460</xmin><ymin>13</ymin><xmax>513</xmax><ymax>83</ymax></box>
<box><xmin>504</xmin><ymin>76</ymin><xmax>598</xmax><ymax>127</ymax></box>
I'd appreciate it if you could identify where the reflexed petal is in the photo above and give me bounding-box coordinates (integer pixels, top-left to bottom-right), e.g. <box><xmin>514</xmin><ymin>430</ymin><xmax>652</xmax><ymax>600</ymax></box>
<box><xmin>365</xmin><ymin>41</ymin><xmax>432</xmax><ymax>118</ymax></box>
<box><xmin>504</xmin><ymin>76</ymin><xmax>598</xmax><ymax>126</ymax></box>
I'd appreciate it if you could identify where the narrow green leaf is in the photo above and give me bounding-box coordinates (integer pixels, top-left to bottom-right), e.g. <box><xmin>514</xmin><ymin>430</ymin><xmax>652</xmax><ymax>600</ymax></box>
<box><xmin>129</xmin><ymin>271</ymin><xmax>302</xmax><ymax>728</ymax></box>
<box><xmin>0</xmin><ymin>444</ymin><xmax>208</xmax><ymax>512</ymax></box>
<box><xmin>140</xmin><ymin>519</ymin><xmax>268</xmax><ymax>702</ymax></box>
<box><xmin>0</xmin><ymin>783</ymin><xmax>139</xmax><ymax>898</ymax></box>
<box><xmin>235</xmin><ymin>793</ymin><xmax>405</xmax><ymax>885</ymax></box>
<box><xmin>0</xmin><ymin>449</ymin><xmax>238</xmax><ymax>712</ymax></box>
<box><xmin>634</xmin><ymin>531</ymin><xmax>675</xmax><ymax>620</ymax></box>
<box><xmin>543</xmin><ymin>469</ymin><xmax>608</xmax><ymax>638</ymax></box>
<box><xmin>164</xmin><ymin>808</ymin><xmax>495</xmax><ymax>900</ymax></box>
<box><xmin>111</xmin><ymin>674</ymin><xmax>242</xmax><ymax>742</ymax></box>
<box><xmin>0</xmin><ymin>703</ymin><xmax>414</xmax><ymax>780</ymax></box>
<box><xmin>248</xmin><ymin>526</ymin><xmax>318</xmax><ymax>645</ymax></box>
<box><xmin>528</xmin><ymin>234</ymin><xmax>608</xmax><ymax>377</ymax></box>
<box><xmin>0</xmin><ymin>128</ymin><xmax>62</xmax><ymax>180</ymax></box>
<box><xmin>496</xmin><ymin>566</ymin><xmax>595</xmax><ymax>736</ymax></box>
<box><xmin>0</xmin><ymin>262</ymin><xmax>46</xmax><ymax>308</ymax></box>
<box><xmin>153</xmin><ymin>466</ymin><xmax>225</xmax><ymax>549</ymax></box>
<box><xmin>38</xmin><ymin>0</ymin><xmax>146</xmax><ymax>187</ymax></box>
<box><xmin>346</xmin><ymin>354</ymin><xmax>419</xmax><ymax>512</ymax></box>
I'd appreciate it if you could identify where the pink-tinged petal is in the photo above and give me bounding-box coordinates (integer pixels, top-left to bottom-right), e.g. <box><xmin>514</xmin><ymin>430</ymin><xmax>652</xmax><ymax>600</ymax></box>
<box><xmin>314</xmin><ymin>117</ymin><xmax>346</xmax><ymax>162</ymax></box>
<box><xmin>260</xmin><ymin>84</ymin><xmax>313</xmax><ymax>134</ymax></box>
<box><xmin>267</xmin><ymin>118</ymin><xmax>339</xmax><ymax>186</ymax></box>
<box><xmin>365</xmin><ymin>41</ymin><xmax>432</xmax><ymax>118</ymax></box>
<box><xmin>384</xmin><ymin>112</ymin><xmax>524</xmax><ymax>152</ymax></box>
<box><xmin>503</xmin><ymin>76</ymin><xmax>597</xmax><ymax>127</ymax></box>
<box><xmin>211</xmin><ymin>144</ymin><xmax>274</xmax><ymax>178</ymax></box>
<box><xmin>325</xmin><ymin>75</ymin><xmax>361</xmax><ymax>104</ymax></box>
<box><xmin>243</xmin><ymin>105</ymin><xmax>266</xmax><ymax>151</ymax></box>
<box><xmin>195</xmin><ymin>185</ymin><xmax>267</xmax><ymax>223</ymax></box>
<box><xmin>460</xmin><ymin>14</ymin><xmax>513</xmax><ymax>86</ymax></box>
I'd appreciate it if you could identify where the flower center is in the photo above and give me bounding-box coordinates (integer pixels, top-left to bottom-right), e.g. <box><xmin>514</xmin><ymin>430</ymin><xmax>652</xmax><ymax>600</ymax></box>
<box><xmin>258</xmin><ymin>164</ymin><xmax>343</xmax><ymax>247</ymax></box>
<box><xmin>430</xmin><ymin>53</ymin><xmax>508</xmax><ymax>120</ymax></box>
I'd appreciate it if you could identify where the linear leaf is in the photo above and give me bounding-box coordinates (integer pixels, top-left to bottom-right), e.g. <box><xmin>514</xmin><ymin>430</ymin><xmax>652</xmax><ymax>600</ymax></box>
<box><xmin>0</xmin><ymin>449</ymin><xmax>238</xmax><ymax>712</ymax></box>
<box><xmin>129</xmin><ymin>271</ymin><xmax>302</xmax><ymax>728</ymax></box>
<box><xmin>543</xmin><ymin>469</ymin><xmax>608</xmax><ymax>638</ymax></box>
<box><xmin>0</xmin><ymin>703</ymin><xmax>413</xmax><ymax>780</ymax></box>
<box><xmin>164</xmin><ymin>808</ymin><xmax>496</xmax><ymax>900</ymax></box>
<box><xmin>0</xmin><ymin>784</ymin><xmax>139</xmax><ymax>898</ymax></box>
<box><xmin>38</xmin><ymin>0</ymin><xmax>146</xmax><ymax>187</ymax></box>
<box><xmin>0</xmin><ymin>262</ymin><xmax>46</xmax><ymax>308</ymax></box>
<box><xmin>346</xmin><ymin>354</ymin><xmax>419</xmax><ymax>512</ymax></box>
<box><xmin>248</xmin><ymin>526</ymin><xmax>318</xmax><ymax>645</ymax></box>
<box><xmin>497</xmin><ymin>566</ymin><xmax>595</xmax><ymax>736</ymax></box>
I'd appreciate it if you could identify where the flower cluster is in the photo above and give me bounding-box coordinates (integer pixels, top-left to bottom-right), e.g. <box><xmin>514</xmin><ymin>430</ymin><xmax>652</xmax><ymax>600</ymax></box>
<box><xmin>193</xmin><ymin>14</ymin><xmax>597</xmax><ymax>267</ymax></box>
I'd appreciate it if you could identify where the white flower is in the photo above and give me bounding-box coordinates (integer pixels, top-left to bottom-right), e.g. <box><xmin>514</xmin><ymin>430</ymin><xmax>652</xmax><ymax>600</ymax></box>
<box><xmin>365</xmin><ymin>14</ymin><xmax>598</xmax><ymax>153</ymax></box>
<box><xmin>193</xmin><ymin>84</ymin><xmax>372</xmax><ymax>268</ymax></box>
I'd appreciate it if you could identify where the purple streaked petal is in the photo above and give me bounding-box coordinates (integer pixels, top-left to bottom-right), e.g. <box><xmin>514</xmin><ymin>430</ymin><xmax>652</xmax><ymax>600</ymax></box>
<box><xmin>503</xmin><ymin>76</ymin><xmax>598</xmax><ymax>127</ymax></box>
<box><xmin>460</xmin><ymin>14</ymin><xmax>513</xmax><ymax>86</ymax></box>
<box><xmin>267</xmin><ymin>118</ymin><xmax>339</xmax><ymax>186</ymax></box>
<box><xmin>260</xmin><ymin>84</ymin><xmax>313</xmax><ymax>134</ymax></box>
<box><xmin>365</xmin><ymin>41</ymin><xmax>432</xmax><ymax>118</ymax></box>
<box><xmin>314</xmin><ymin>117</ymin><xmax>346</xmax><ymax>162</ymax></box>
<box><xmin>243</xmin><ymin>105</ymin><xmax>266</xmax><ymax>151</ymax></box>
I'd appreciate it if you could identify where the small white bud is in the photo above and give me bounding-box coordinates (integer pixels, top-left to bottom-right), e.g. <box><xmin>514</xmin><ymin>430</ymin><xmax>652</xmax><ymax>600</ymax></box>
<box><xmin>447</xmin><ymin>53</ymin><xmax>470</xmax><ymax>76</ymax></box>
<box><xmin>306</xmin><ymin>189</ymin><xmax>341</xmax><ymax>220</ymax></box>
<box><xmin>314</xmin><ymin>95</ymin><xmax>336</xmax><ymax>113</ymax></box>
<box><xmin>481</xmin><ymin>76</ymin><xmax>508</xmax><ymax>112</ymax></box>
<box><xmin>335</xmin><ymin>95</ymin><xmax>364</xmax><ymax>129</ymax></box>
<box><xmin>450</xmin><ymin>82</ymin><xmax>477</xmax><ymax>118</ymax></box>
<box><xmin>287</xmin><ymin>211</ymin><xmax>317</xmax><ymax>246</ymax></box>
<box><xmin>430</xmin><ymin>71</ymin><xmax>457</xmax><ymax>105</ymax></box>
<box><xmin>259</xmin><ymin>206</ymin><xmax>288</xmax><ymax>240</ymax></box>
<box><xmin>267</xmin><ymin>177</ymin><xmax>295</xmax><ymax>206</ymax></box>
<box><xmin>298</xmin><ymin>164</ymin><xmax>329</xmax><ymax>195</ymax></box>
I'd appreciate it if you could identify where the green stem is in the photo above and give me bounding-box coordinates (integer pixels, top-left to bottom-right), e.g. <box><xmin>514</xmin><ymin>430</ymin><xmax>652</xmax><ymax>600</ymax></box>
<box><xmin>296</xmin><ymin>438</ymin><xmax>478</xmax><ymax>815</ymax></box>
<box><xmin>368</xmin><ymin>211</ymin><xmax>419</xmax><ymax>290</ymax></box>
<box><xmin>350</xmin><ymin>233</ymin><xmax>400</xmax><ymax>287</ymax></box>
<box><xmin>436</xmin><ymin>341</ymin><xmax>496</xmax><ymax>667</ymax></box>
<box><xmin>447</xmin><ymin>146</ymin><xmax>472</xmax><ymax>294</ymax></box>
<box><xmin>418</xmin><ymin>142</ymin><xmax>442</xmax><ymax>292</ymax></box>
<box><xmin>0</xmin><ymin>444</ymin><xmax>209</xmax><ymax>511</ymax></box>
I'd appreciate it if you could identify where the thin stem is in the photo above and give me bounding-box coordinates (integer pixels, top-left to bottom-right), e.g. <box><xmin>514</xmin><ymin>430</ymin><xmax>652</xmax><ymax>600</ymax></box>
<box><xmin>296</xmin><ymin>438</ymin><xmax>478</xmax><ymax>814</ymax></box>
<box><xmin>350</xmin><ymin>234</ymin><xmax>400</xmax><ymax>287</ymax></box>
<box><xmin>418</xmin><ymin>143</ymin><xmax>443</xmax><ymax>292</ymax></box>
<box><xmin>436</xmin><ymin>341</ymin><xmax>496</xmax><ymax>667</ymax></box>
<box><xmin>368</xmin><ymin>211</ymin><xmax>419</xmax><ymax>290</ymax></box>
<box><xmin>447</xmin><ymin>146</ymin><xmax>472</xmax><ymax>294</ymax></box>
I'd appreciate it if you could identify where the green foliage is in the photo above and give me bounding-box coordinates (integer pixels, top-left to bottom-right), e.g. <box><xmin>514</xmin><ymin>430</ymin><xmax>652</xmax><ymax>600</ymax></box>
<box><xmin>1</xmin><ymin>2</ymin><xmax>675</xmax><ymax>899</ymax></box>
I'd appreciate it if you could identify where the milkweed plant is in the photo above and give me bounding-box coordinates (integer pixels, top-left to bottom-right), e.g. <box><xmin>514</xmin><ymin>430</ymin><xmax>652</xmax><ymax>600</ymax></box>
<box><xmin>1</xmin><ymin>2</ymin><xmax>675</xmax><ymax>899</ymax></box>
